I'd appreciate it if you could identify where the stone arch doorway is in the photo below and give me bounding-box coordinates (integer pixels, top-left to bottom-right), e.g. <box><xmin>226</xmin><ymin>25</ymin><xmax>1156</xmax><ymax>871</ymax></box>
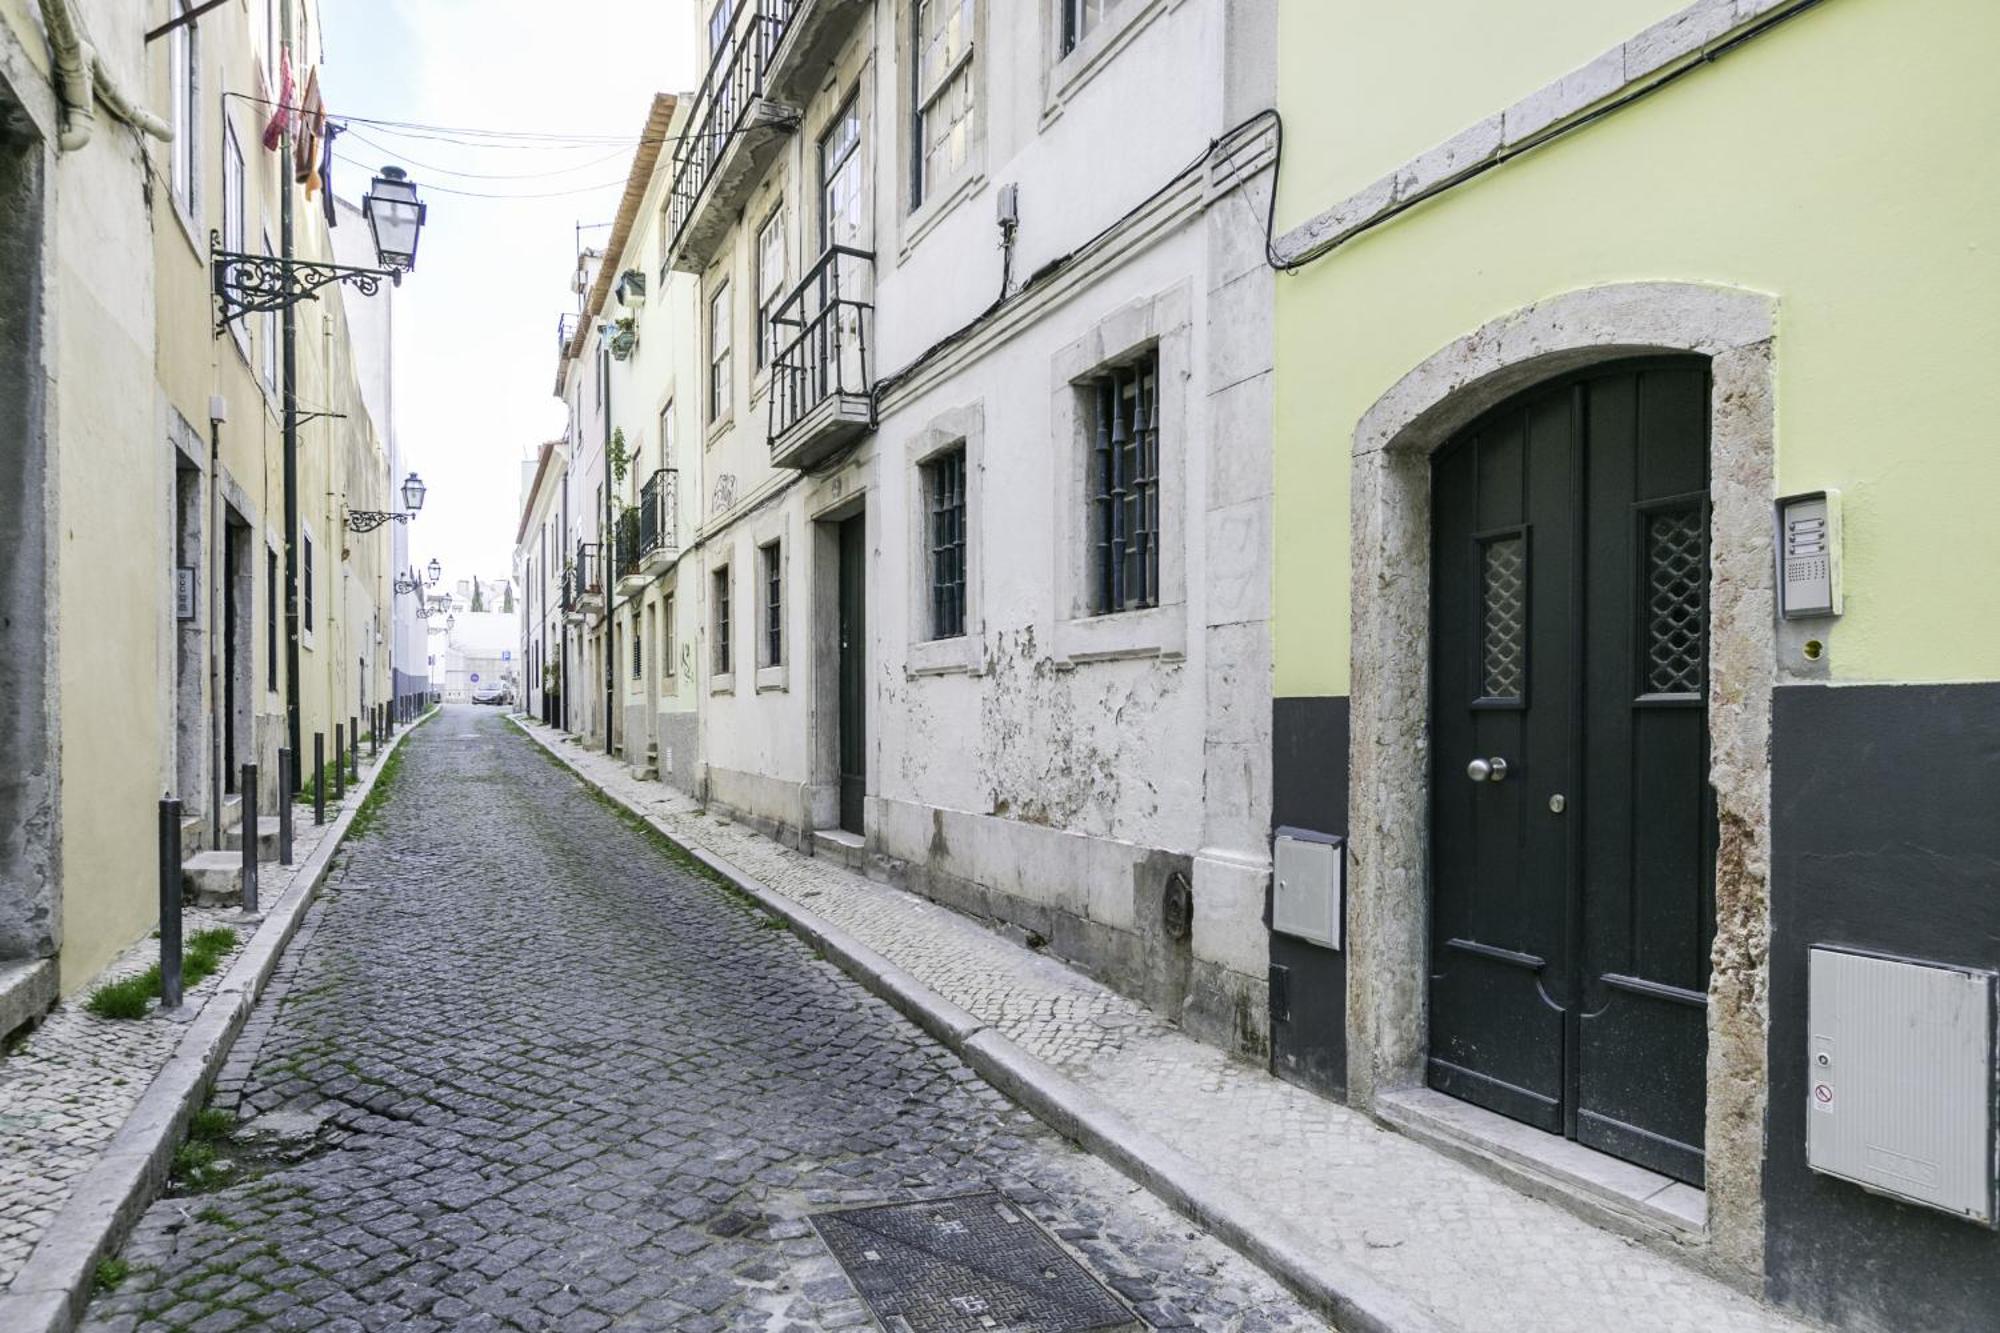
<box><xmin>1346</xmin><ymin>283</ymin><xmax>1777</xmax><ymax>1271</ymax></box>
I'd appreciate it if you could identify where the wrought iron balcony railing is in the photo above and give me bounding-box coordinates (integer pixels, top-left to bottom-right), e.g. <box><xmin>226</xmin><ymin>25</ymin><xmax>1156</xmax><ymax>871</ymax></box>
<box><xmin>568</xmin><ymin>541</ymin><xmax>602</xmax><ymax>610</ymax></box>
<box><xmin>768</xmin><ymin>245</ymin><xmax>874</xmax><ymax>468</ymax></box>
<box><xmin>663</xmin><ymin>0</ymin><xmax>795</xmax><ymax>271</ymax></box>
<box><xmin>638</xmin><ymin>468</ymin><xmax>678</xmax><ymax>559</ymax></box>
<box><xmin>615</xmin><ymin>507</ymin><xmax>642</xmax><ymax>580</ymax></box>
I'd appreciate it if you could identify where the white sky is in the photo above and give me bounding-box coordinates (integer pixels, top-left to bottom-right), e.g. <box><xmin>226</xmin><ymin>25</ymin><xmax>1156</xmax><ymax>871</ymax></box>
<box><xmin>321</xmin><ymin>0</ymin><xmax>695</xmax><ymax>587</ymax></box>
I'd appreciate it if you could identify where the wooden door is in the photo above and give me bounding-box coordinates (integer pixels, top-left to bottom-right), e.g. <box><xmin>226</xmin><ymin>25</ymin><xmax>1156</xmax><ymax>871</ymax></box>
<box><xmin>1428</xmin><ymin>358</ymin><xmax>1715</xmax><ymax>1185</ymax></box>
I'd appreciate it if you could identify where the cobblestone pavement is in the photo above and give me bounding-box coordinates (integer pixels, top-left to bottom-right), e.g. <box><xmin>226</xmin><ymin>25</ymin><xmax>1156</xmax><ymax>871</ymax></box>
<box><xmin>84</xmin><ymin>708</ymin><xmax>1320</xmax><ymax>1333</ymax></box>
<box><xmin>0</xmin><ymin>782</ymin><xmax>361</xmax><ymax>1289</ymax></box>
<box><xmin>523</xmin><ymin>722</ymin><xmax>1813</xmax><ymax>1333</ymax></box>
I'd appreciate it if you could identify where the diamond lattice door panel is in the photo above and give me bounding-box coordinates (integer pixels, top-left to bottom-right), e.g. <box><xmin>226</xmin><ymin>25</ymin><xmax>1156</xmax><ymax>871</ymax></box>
<box><xmin>1429</xmin><ymin>359</ymin><xmax>1717</xmax><ymax>1186</ymax></box>
<box><xmin>811</xmin><ymin>1192</ymin><xmax>1141</xmax><ymax>1333</ymax></box>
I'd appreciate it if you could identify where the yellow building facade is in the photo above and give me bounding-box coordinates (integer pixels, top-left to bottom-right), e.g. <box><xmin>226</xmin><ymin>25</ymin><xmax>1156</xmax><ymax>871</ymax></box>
<box><xmin>0</xmin><ymin>0</ymin><xmax>396</xmax><ymax>1007</ymax></box>
<box><xmin>1269</xmin><ymin>0</ymin><xmax>2000</xmax><ymax>1323</ymax></box>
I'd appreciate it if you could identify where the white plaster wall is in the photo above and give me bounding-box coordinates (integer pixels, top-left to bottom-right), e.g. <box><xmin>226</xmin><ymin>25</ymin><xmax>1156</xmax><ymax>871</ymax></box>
<box><xmin>660</xmin><ymin>0</ymin><xmax>1275</xmax><ymax>1046</ymax></box>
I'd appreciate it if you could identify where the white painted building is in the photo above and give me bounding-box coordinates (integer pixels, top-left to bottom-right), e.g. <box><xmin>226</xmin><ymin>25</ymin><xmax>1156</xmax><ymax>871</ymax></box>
<box><xmin>536</xmin><ymin>0</ymin><xmax>1281</xmax><ymax>1056</ymax></box>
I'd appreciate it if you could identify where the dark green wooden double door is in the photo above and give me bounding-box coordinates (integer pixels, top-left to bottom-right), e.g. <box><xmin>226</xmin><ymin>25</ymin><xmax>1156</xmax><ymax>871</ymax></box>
<box><xmin>1428</xmin><ymin>359</ymin><xmax>1716</xmax><ymax>1186</ymax></box>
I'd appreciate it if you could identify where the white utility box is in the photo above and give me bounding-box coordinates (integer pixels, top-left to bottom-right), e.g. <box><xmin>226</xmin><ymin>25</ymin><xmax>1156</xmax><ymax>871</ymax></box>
<box><xmin>1807</xmin><ymin>947</ymin><xmax>1995</xmax><ymax>1224</ymax></box>
<box><xmin>1272</xmin><ymin>827</ymin><xmax>1343</xmax><ymax>950</ymax></box>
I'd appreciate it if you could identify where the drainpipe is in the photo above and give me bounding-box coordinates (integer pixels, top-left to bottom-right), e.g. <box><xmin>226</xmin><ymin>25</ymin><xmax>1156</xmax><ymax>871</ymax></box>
<box><xmin>37</xmin><ymin>0</ymin><xmax>172</xmax><ymax>151</ymax></box>
<box><xmin>208</xmin><ymin>399</ymin><xmax>226</xmax><ymax>850</ymax></box>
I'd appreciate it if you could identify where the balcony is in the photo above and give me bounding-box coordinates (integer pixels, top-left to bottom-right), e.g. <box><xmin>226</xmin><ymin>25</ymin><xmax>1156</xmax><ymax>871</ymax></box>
<box><xmin>663</xmin><ymin>1</ymin><xmax>799</xmax><ymax>275</ymax></box>
<box><xmin>637</xmin><ymin>468</ymin><xmax>679</xmax><ymax>576</ymax></box>
<box><xmin>614</xmin><ymin>508</ymin><xmax>645</xmax><ymax>597</ymax></box>
<box><xmin>566</xmin><ymin>541</ymin><xmax>603</xmax><ymax>622</ymax></box>
<box><xmin>767</xmin><ymin>246</ymin><xmax>874</xmax><ymax>470</ymax></box>
<box><xmin>762</xmin><ymin>0</ymin><xmax>870</xmax><ymax>108</ymax></box>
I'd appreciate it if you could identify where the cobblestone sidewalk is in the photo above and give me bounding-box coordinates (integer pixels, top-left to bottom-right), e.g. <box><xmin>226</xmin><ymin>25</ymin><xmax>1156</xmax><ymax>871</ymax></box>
<box><xmin>522</xmin><ymin>718</ymin><xmax>1813</xmax><ymax>1333</ymax></box>
<box><xmin>0</xmin><ymin>741</ymin><xmax>386</xmax><ymax>1295</ymax></box>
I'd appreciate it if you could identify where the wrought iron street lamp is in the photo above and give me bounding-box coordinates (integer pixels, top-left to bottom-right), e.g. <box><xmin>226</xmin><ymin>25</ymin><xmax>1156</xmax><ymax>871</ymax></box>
<box><xmin>362</xmin><ymin>167</ymin><xmax>427</xmax><ymax>275</ymax></box>
<box><xmin>346</xmin><ymin>472</ymin><xmax>427</xmax><ymax>533</ymax></box>
<box><xmin>394</xmin><ymin>567</ymin><xmax>424</xmax><ymax>595</ymax></box>
<box><xmin>211</xmin><ymin>167</ymin><xmax>428</xmax><ymax>332</ymax></box>
<box><xmin>427</xmin><ymin>558</ymin><xmax>442</xmax><ymax>585</ymax></box>
<box><xmin>209</xmin><ymin>146</ymin><xmax>433</xmax><ymax>781</ymax></box>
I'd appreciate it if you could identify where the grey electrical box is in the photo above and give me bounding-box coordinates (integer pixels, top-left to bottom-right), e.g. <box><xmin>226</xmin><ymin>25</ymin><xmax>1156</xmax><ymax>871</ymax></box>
<box><xmin>1777</xmin><ymin>490</ymin><xmax>1842</xmax><ymax>619</ymax></box>
<box><xmin>1272</xmin><ymin>827</ymin><xmax>1343</xmax><ymax>950</ymax></box>
<box><xmin>1807</xmin><ymin>947</ymin><xmax>1995</xmax><ymax>1224</ymax></box>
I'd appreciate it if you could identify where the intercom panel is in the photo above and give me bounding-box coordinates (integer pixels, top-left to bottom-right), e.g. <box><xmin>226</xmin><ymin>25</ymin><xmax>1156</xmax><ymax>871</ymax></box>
<box><xmin>1778</xmin><ymin>490</ymin><xmax>1843</xmax><ymax>619</ymax></box>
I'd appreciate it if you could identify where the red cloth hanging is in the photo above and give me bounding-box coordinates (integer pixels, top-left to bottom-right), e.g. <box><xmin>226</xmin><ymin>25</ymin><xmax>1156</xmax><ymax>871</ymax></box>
<box><xmin>262</xmin><ymin>50</ymin><xmax>295</xmax><ymax>151</ymax></box>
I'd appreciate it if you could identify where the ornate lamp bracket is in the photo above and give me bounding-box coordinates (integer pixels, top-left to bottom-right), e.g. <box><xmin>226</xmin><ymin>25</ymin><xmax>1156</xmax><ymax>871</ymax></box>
<box><xmin>211</xmin><ymin>231</ymin><xmax>400</xmax><ymax>335</ymax></box>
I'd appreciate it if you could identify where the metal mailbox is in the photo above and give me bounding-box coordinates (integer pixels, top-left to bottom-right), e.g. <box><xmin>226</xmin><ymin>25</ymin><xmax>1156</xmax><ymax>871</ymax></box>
<box><xmin>1272</xmin><ymin>826</ymin><xmax>1344</xmax><ymax>951</ymax></box>
<box><xmin>1807</xmin><ymin>946</ymin><xmax>1996</xmax><ymax>1225</ymax></box>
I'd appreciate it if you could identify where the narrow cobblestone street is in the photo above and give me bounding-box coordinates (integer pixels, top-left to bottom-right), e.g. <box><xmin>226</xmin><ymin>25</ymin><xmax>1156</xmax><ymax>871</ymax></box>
<box><xmin>81</xmin><ymin>708</ymin><xmax>1318</xmax><ymax>1333</ymax></box>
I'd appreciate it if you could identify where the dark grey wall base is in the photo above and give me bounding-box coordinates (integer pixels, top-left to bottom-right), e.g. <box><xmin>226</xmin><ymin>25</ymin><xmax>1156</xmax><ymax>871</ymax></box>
<box><xmin>1269</xmin><ymin>696</ymin><xmax>1350</xmax><ymax>1101</ymax></box>
<box><xmin>1765</xmin><ymin>681</ymin><xmax>2000</xmax><ymax>1331</ymax></box>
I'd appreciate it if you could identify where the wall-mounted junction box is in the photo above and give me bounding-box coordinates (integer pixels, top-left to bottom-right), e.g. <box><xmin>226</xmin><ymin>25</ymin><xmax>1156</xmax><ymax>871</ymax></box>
<box><xmin>1272</xmin><ymin>827</ymin><xmax>1343</xmax><ymax>950</ymax></box>
<box><xmin>1807</xmin><ymin>947</ymin><xmax>1996</xmax><ymax>1224</ymax></box>
<box><xmin>1777</xmin><ymin>490</ymin><xmax>1843</xmax><ymax>619</ymax></box>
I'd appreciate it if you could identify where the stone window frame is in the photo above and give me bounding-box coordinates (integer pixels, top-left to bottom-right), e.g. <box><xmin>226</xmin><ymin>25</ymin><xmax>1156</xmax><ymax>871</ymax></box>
<box><xmin>1049</xmin><ymin>281</ymin><xmax>1191</xmax><ymax>665</ymax></box>
<box><xmin>1344</xmin><ymin>281</ymin><xmax>1777</xmax><ymax>1274</ymax></box>
<box><xmin>709</xmin><ymin>558</ymin><xmax>735</xmax><ymax>694</ymax></box>
<box><xmin>904</xmin><ymin>400</ymin><xmax>985</xmax><ymax>677</ymax></box>
<box><xmin>661</xmin><ymin>582</ymin><xmax>679</xmax><ymax>697</ymax></box>
<box><xmin>166</xmin><ymin>0</ymin><xmax>202</xmax><ymax>249</ymax></box>
<box><xmin>753</xmin><ymin>506</ymin><xmax>790</xmax><ymax>692</ymax></box>
<box><xmin>1040</xmin><ymin>0</ymin><xmax>1172</xmax><ymax>127</ymax></box>
<box><xmin>299</xmin><ymin>525</ymin><xmax>316</xmax><ymax>650</ymax></box>
<box><xmin>705</xmin><ymin>275</ymin><xmax>734</xmax><ymax>437</ymax></box>
<box><xmin>894</xmin><ymin>0</ymin><xmax>987</xmax><ymax>259</ymax></box>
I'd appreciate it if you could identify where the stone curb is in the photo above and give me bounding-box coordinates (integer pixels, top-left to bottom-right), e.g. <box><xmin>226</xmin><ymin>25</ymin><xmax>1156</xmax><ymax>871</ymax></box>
<box><xmin>514</xmin><ymin>716</ymin><xmax>1453</xmax><ymax>1333</ymax></box>
<box><xmin>0</xmin><ymin>707</ymin><xmax>439</xmax><ymax>1333</ymax></box>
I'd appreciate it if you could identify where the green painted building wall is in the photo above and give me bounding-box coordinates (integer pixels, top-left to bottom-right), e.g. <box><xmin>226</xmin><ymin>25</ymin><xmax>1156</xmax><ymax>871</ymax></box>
<box><xmin>1275</xmin><ymin>0</ymin><xmax>2000</xmax><ymax>696</ymax></box>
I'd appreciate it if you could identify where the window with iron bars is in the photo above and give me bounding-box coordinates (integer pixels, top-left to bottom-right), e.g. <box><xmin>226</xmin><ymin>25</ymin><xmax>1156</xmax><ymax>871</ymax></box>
<box><xmin>713</xmin><ymin>566</ymin><xmax>732</xmax><ymax>675</ymax></box>
<box><xmin>632</xmin><ymin>608</ymin><xmax>643</xmax><ymax>680</ymax></box>
<box><xmin>1087</xmin><ymin>353</ymin><xmax>1160</xmax><ymax>615</ymax></box>
<box><xmin>924</xmin><ymin>448</ymin><xmax>967</xmax><ymax>639</ymax></box>
<box><xmin>760</xmin><ymin>541</ymin><xmax>783</xmax><ymax>667</ymax></box>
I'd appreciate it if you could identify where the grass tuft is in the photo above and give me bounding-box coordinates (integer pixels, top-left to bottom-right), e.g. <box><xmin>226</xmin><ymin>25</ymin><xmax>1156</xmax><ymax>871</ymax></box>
<box><xmin>84</xmin><ymin>927</ymin><xmax>238</xmax><ymax>1020</ymax></box>
<box><xmin>347</xmin><ymin>739</ymin><xmax>408</xmax><ymax>838</ymax></box>
<box><xmin>94</xmin><ymin>1258</ymin><xmax>128</xmax><ymax>1292</ymax></box>
<box><xmin>189</xmin><ymin>1107</ymin><xmax>234</xmax><ymax>1141</ymax></box>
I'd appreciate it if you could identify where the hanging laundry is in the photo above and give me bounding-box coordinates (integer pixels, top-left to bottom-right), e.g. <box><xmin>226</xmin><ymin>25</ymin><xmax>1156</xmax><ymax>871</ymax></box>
<box><xmin>320</xmin><ymin>124</ymin><xmax>342</xmax><ymax>230</ymax></box>
<box><xmin>295</xmin><ymin>67</ymin><xmax>327</xmax><ymax>189</ymax></box>
<box><xmin>261</xmin><ymin>50</ymin><xmax>295</xmax><ymax>151</ymax></box>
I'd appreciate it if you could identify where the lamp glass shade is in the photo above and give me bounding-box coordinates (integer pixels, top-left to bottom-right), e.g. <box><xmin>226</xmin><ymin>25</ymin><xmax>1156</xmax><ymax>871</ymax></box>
<box><xmin>363</xmin><ymin>167</ymin><xmax>426</xmax><ymax>271</ymax></box>
<box><xmin>426</xmin><ymin>558</ymin><xmax>441</xmax><ymax>584</ymax></box>
<box><xmin>401</xmin><ymin>472</ymin><xmax>426</xmax><ymax>512</ymax></box>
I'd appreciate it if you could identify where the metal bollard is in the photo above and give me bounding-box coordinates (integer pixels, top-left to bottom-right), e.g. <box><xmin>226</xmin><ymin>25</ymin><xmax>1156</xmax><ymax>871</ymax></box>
<box><xmin>240</xmin><ymin>762</ymin><xmax>259</xmax><ymax>915</ymax></box>
<box><xmin>159</xmin><ymin>796</ymin><xmax>184</xmax><ymax>1011</ymax></box>
<box><xmin>314</xmin><ymin>732</ymin><xmax>326</xmax><ymax>826</ymax></box>
<box><xmin>277</xmin><ymin>748</ymin><xmax>294</xmax><ymax>865</ymax></box>
<box><xmin>334</xmin><ymin>724</ymin><xmax>345</xmax><ymax>801</ymax></box>
<box><xmin>371</xmin><ymin>708</ymin><xmax>380</xmax><ymax>759</ymax></box>
<box><xmin>349</xmin><ymin>716</ymin><xmax>360</xmax><ymax>780</ymax></box>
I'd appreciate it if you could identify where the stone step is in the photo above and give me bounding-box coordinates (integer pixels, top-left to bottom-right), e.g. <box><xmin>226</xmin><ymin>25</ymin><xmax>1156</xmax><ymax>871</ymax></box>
<box><xmin>220</xmin><ymin>795</ymin><xmax>244</xmax><ymax>832</ymax></box>
<box><xmin>811</xmin><ymin>828</ymin><xmax>867</xmax><ymax>873</ymax></box>
<box><xmin>224</xmin><ymin>816</ymin><xmax>282</xmax><ymax>861</ymax></box>
<box><xmin>180</xmin><ymin>814</ymin><xmax>205</xmax><ymax>849</ymax></box>
<box><xmin>180</xmin><ymin>851</ymin><xmax>241</xmax><ymax>908</ymax></box>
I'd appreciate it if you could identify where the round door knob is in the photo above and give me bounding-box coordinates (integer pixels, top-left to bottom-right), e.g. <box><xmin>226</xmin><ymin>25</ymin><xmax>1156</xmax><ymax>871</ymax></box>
<box><xmin>1466</xmin><ymin>757</ymin><xmax>1508</xmax><ymax>783</ymax></box>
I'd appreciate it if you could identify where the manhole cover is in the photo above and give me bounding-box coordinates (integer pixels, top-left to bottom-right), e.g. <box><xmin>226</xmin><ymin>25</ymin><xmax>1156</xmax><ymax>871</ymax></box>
<box><xmin>811</xmin><ymin>1192</ymin><xmax>1142</xmax><ymax>1333</ymax></box>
